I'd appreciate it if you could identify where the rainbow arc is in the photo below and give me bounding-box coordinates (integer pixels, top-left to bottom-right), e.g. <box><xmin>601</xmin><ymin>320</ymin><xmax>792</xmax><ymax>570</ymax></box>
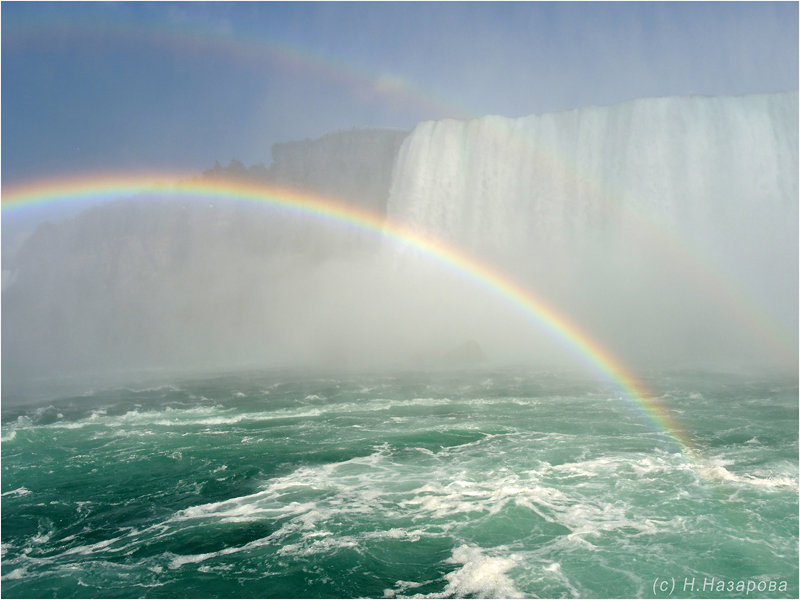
<box><xmin>3</xmin><ymin>173</ymin><xmax>701</xmax><ymax>464</ymax></box>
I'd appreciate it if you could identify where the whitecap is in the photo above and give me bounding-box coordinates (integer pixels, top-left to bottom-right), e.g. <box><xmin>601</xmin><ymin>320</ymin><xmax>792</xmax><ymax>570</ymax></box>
<box><xmin>383</xmin><ymin>578</ymin><xmax>439</xmax><ymax>598</ymax></box>
<box><xmin>277</xmin><ymin>534</ymin><xmax>359</xmax><ymax>557</ymax></box>
<box><xmin>61</xmin><ymin>537</ymin><xmax>119</xmax><ymax>556</ymax></box>
<box><xmin>1</xmin><ymin>487</ymin><xmax>31</xmax><ymax>497</ymax></box>
<box><xmin>1</xmin><ymin>567</ymin><xmax>28</xmax><ymax>580</ymax></box>
<box><xmin>167</xmin><ymin>533</ymin><xmax>275</xmax><ymax>569</ymax></box>
<box><xmin>438</xmin><ymin>545</ymin><xmax>523</xmax><ymax>599</ymax></box>
<box><xmin>704</xmin><ymin>465</ymin><xmax>798</xmax><ymax>488</ymax></box>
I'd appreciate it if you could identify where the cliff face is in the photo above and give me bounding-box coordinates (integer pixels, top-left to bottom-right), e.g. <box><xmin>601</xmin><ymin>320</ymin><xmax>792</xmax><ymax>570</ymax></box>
<box><xmin>389</xmin><ymin>93</ymin><xmax>797</xmax><ymax>261</ymax></box>
<box><xmin>268</xmin><ymin>128</ymin><xmax>409</xmax><ymax>217</ymax></box>
<box><xmin>386</xmin><ymin>92</ymin><xmax>798</xmax><ymax>368</ymax></box>
<box><xmin>2</xmin><ymin>129</ymin><xmax>409</xmax><ymax>383</ymax></box>
<box><xmin>3</xmin><ymin>94</ymin><xmax>798</xmax><ymax>385</ymax></box>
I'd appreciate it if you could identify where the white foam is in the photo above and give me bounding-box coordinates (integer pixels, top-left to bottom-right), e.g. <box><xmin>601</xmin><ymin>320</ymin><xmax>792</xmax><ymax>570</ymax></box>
<box><xmin>1</xmin><ymin>487</ymin><xmax>31</xmax><ymax>497</ymax></box>
<box><xmin>31</xmin><ymin>527</ymin><xmax>53</xmax><ymax>545</ymax></box>
<box><xmin>152</xmin><ymin>408</ymin><xmax>324</xmax><ymax>426</ymax></box>
<box><xmin>383</xmin><ymin>579</ymin><xmax>437</xmax><ymax>598</ymax></box>
<box><xmin>629</xmin><ymin>455</ymin><xmax>688</xmax><ymax>477</ymax></box>
<box><xmin>167</xmin><ymin>532</ymin><xmax>275</xmax><ymax>569</ymax></box>
<box><xmin>169</xmin><ymin>551</ymin><xmax>218</xmax><ymax>569</ymax></box>
<box><xmin>161</xmin><ymin>441</ymin><xmax>696</xmax><ymax>572</ymax></box>
<box><xmin>386</xmin><ymin>546</ymin><xmax>524</xmax><ymax>598</ymax></box>
<box><xmin>700</xmin><ymin>462</ymin><xmax>798</xmax><ymax>488</ymax></box>
<box><xmin>61</xmin><ymin>537</ymin><xmax>118</xmax><ymax>556</ymax></box>
<box><xmin>7</xmin><ymin>403</ymin><xmax>320</xmax><ymax>432</ymax></box>
<box><xmin>1</xmin><ymin>415</ymin><xmax>33</xmax><ymax>441</ymax></box>
<box><xmin>278</xmin><ymin>534</ymin><xmax>359</xmax><ymax>558</ymax></box>
<box><xmin>171</xmin><ymin>490</ymin><xmax>308</xmax><ymax>523</ymax></box>
<box><xmin>438</xmin><ymin>545</ymin><xmax>523</xmax><ymax>599</ymax></box>
<box><xmin>531</xmin><ymin>559</ymin><xmax>582</xmax><ymax>597</ymax></box>
<box><xmin>5</xmin><ymin>394</ymin><xmax>509</xmax><ymax>438</ymax></box>
<box><xmin>1</xmin><ymin>567</ymin><xmax>28</xmax><ymax>580</ymax></box>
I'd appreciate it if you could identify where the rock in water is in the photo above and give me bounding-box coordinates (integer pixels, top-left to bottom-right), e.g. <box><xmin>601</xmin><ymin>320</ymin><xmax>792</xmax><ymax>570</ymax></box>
<box><xmin>443</xmin><ymin>340</ymin><xmax>487</xmax><ymax>366</ymax></box>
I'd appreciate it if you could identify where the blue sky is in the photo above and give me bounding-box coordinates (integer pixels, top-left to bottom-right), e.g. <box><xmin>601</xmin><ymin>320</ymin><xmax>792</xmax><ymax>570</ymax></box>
<box><xmin>2</xmin><ymin>1</ymin><xmax>797</xmax><ymax>186</ymax></box>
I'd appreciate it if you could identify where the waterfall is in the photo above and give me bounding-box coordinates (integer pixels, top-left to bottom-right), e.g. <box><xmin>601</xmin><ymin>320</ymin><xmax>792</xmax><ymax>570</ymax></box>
<box><xmin>385</xmin><ymin>92</ymin><xmax>798</xmax><ymax>368</ymax></box>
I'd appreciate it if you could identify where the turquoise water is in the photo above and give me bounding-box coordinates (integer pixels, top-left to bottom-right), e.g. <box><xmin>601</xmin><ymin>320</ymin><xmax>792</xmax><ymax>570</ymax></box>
<box><xmin>1</xmin><ymin>368</ymin><xmax>797</xmax><ymax>598</ymax></box>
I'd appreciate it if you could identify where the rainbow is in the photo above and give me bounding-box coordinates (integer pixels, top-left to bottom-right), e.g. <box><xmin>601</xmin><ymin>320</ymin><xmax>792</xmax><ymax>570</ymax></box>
<box><xmin>8</xmin><ymin>9</ymin><xmax>788</xmax><ymax>365</ymax></box>
<box><xmin>2</xmin><ymin>17</ymin><xmax>474</xmax><ymax>121</ymax></box>
<box><xmin>4</xmin><ymin>8</ymin><xmax>793</xmax><ymax>367</ymax></box>
<box><xmin>412</xmin><ymin>114</ymin><xmax>797</xmax><ymax>367</ymax></box>
<box><xmin>1</xmin><ymin>173</ymin><xmax>700</xmax><ymax>463</ymax></box>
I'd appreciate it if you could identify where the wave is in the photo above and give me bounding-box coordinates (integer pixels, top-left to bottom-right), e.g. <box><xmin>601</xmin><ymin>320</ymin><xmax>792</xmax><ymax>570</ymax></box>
<box><xmin>1</xmin><ymin>567</ymin><xmax>28</xmax><ymax>581</ymax></box>
<box><xmin>437</xmin><ymin>545</ymin><xmax>523</xmax><ymax>599</ymax></box>
<box><xmin>157</xmin><ymin>440</ymin><xmax>693</xmax><ymax>573</ymax></box>
<box><xmin>700</xmin><ymin>462</ymin><xmax>798</xmax><ymax>488</ymax></box>
<box><xmin>384</xmin><ymin>545</ymin><xmax>526</xmax><ymax>599</ymax></box>
<box><xmin>1</xmin><ymin>487</ymin><xmax>31</xmax><ymax>497</ymax></box>
<box><xmin>1</xmin><ymin>395</ymin><xmax>508</xmax><ymax>438</ymax></box>
<box><xmin>167</xmin><ymin>533</ymin><xmax>275</xmax><ymax>570</ymax></box>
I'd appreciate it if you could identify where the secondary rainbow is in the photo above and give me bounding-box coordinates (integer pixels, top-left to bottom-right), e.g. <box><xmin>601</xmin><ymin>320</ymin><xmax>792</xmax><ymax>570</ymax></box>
<box><xmin>5</xmin><ymin>13</ymin><xmax>792</xmax><ymax>365</ymax></box>
<box><xmin>2</xmin><ymin>173</ymin><xmax>699</xmax><ymax>461</ymax></box>
<box><xmin>4</xmin><ymin>19</ymin><xmax>474</xmax><ymax>121</ymax></box>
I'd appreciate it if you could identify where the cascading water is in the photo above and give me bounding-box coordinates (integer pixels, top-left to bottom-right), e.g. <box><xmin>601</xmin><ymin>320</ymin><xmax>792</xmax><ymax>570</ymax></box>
<box><xmin>385</xmin><ymin>92</ymin><xmax>798</xmax><ymax>369</ymax></box>
<box><xmin>3</xmin><ymin>93</ymin><xmax>798</xmax><ymax>599</ymax></box>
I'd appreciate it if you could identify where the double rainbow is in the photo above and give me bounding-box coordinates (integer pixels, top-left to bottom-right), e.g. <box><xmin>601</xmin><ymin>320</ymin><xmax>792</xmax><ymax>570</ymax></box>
<box><xmin>2</xmin><ymin>173</ymin><xmax>698</xmax><ymax>462</ymax></box>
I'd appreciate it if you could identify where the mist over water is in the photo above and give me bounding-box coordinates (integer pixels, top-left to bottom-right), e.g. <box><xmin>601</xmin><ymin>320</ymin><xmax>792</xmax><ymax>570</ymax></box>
<box><xmin>3</xmin><ymin>93</ymin><xmax>797</xmax><ymax>396</ymax></box>
<box><xmin>2</xmin><ymin>1</ymin><xmax>798</xmax><ymax>596</ymax></box>
<box><xmin>386</xmin><ymin>92</ymin><xmax>798</xmax><ymax>373</ymax></box>
<box><xmin>2</xmin><ymin>93</ymin><xmax>798</xmax><ymax>599</ymax></box>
